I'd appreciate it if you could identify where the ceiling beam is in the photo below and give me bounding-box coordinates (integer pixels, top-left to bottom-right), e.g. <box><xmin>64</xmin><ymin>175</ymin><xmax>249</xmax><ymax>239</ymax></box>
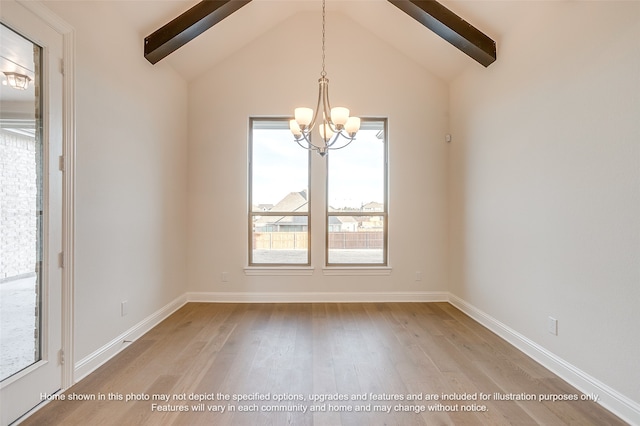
<box><xmin>387</xmin><ymin>0</ymin><xmax>496</xmax><ymax>67</ymax></box>
<box><xmin>144</xmin><ymin>0</ymin><xmax>252</xmax><ymax>64</ymax></box>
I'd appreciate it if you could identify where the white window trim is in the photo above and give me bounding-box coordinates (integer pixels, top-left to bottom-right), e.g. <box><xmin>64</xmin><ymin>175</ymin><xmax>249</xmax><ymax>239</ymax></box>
<box><xmin>244</xmin><ymin>266</ymin><xmax>315</xmax><ymax>276</ymax></box>
<box><xmin>242</xmin><ymin>266</ymin><xmax>392</xmax><ymax>276</ymax></box>
<box><xmin>322</xmin><ymin>267</ymin><xmax>392</xmax><ymax>276</ymax></box>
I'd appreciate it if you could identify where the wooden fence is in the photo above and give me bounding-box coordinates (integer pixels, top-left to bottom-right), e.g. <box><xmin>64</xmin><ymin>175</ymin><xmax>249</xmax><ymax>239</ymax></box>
<box><xmin>254</xmin><ymin>232</ymin><xmax>308</xmax><ymax>250</ymax></box>
<box><xmin>328</xmin><ymin>232</ymin><xmax>383</xmax><ymax>249</ymax></box>
<box><xmin>254</xmin><ymin>232</ymin><xmax>383</xmax><ymax>250</ymax></box>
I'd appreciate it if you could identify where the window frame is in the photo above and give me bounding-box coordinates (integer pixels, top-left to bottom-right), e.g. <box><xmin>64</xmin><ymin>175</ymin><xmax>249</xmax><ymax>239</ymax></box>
<box><xmin>248</xmin><ymin>117</ymin><xmax>312</xmax><ymax>267</ymax></box>
<box><xmin>325</xmin><ymin>117</ymin><xmax>389</xmax><ymax>267</ymax></box>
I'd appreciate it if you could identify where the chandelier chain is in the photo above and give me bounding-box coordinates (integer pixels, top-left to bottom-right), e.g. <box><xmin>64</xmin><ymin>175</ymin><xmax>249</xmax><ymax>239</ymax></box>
<box><xmin>321</xmin><ymin>0</ymin><xmax>326</xmax><ymax>77</ymax></box>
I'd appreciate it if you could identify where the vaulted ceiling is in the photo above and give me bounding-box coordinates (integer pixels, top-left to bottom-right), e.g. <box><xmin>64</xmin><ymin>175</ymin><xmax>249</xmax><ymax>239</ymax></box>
<box><xmin>111</xmin><ymin>0</ymin><xmax>530</xmax><ymax>83</ymax></box>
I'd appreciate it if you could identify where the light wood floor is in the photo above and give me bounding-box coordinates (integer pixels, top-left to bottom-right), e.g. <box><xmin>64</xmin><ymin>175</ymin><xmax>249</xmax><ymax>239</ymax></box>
<box><xmin>23</xmin><ymin>303</ymin><xmax>625</xmax><ymax>425</ymax></box>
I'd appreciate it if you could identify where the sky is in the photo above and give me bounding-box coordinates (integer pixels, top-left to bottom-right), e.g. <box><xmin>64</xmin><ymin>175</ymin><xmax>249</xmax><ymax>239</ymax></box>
<box><xmin>251</xmin><ymin>122</ymin><xmax>385</xmax><ymax>209</ymax></box>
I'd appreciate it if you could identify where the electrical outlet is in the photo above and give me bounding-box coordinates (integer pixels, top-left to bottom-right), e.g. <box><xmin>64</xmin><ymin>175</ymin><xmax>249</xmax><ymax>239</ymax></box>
<box><xmin>221</xmin><ymin>272</ymin><xmax>229</xmax><ymax>282</ymax></box>
<box><xmin>547</xmin><ymin>316</ymin><xmax>558</xmax><ymax>335</ymax></box>
<box><xmin>415</xmin><ymin>271</ymin><xmax>422</xmax><ymax>281</ymax></box>
<box><xmin>121</xmin><ymin>300</ymin><xmax>128</xmax><ymax>317</ymax></box>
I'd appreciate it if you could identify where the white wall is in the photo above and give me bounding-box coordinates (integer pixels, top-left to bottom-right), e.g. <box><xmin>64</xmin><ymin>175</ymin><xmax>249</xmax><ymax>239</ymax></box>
<box><xmin>45</xmin><ymin>2</ymin><xmax>188</xmax><ymax>365</ymax></box>
<box><xmin>449</xmin><ymin>0</ymin><xmax>639</xmax><ymax>409</ymax></box>
<box><xmin>188</xmin><ymin>11</ymin><xmax>449</xmax><ymax>296</ymax></box>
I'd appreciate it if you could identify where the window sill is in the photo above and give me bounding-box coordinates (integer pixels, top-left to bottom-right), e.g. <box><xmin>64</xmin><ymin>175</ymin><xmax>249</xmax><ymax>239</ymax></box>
<box><xmin>243</xmin><ymin>266</ymin><xmax>392</xmax><ymax>276</ymax></box>
<box><xmin>244</xmin><ymin>266</ymin><xmax>315</xmax><ymax>276</ymax></box>
<box><xmin>322</xmin><ymin>266</ymin><xmax>392</xmax><ymax>276</ymax></box>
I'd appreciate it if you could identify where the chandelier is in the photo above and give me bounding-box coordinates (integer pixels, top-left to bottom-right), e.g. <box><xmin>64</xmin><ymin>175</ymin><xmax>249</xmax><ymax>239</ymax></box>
<box><xmin>289</xmin><ymin>0</ymin><xmax>360</xmax><ymax>157</ymax></box>
<box><xmin>2</xmin><ymin>72</ymin><xmax>31</xmax><ymax>90</ymax></box>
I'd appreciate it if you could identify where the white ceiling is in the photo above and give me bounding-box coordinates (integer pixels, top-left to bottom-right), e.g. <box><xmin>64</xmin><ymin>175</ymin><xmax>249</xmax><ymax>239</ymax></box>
<box><xmin>112</xmin><ymin>0</ymin><xmax>521</xmax><ymax>83</ymax></box>
<box><xmin>2</xmin><ymin>0</ymin><xmax>523</xmax><ymax>97</ymax></box>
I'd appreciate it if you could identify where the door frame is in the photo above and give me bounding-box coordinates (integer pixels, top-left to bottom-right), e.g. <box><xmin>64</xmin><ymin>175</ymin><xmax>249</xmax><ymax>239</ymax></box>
<box><xmin>13</xmin><ymin>0</ymin><xmax>75</xmax><ymax>395</ymax></box>
<box><xmin>0</xmin><ymin>0</ymin><xmax>73</xmax><ymax>420</ymax></box>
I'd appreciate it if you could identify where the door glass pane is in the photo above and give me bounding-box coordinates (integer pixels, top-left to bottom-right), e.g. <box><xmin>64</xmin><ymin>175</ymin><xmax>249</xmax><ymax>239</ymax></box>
<box><xmin>0</xmin><ymin>23</ymin><xmax>42</xmax><ymax>381</ymax></box>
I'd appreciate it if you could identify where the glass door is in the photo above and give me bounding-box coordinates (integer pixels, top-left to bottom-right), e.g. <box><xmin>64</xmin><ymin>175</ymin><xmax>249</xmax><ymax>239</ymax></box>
<box><xmin>0</xmin><ymin>2</ymin><xmax>64</xmax><ymax>423</ymax></box>
<box><xmin>0</xmin><ymin>21</ymin><xmax>43</xmax><ymax>385</ymax></box>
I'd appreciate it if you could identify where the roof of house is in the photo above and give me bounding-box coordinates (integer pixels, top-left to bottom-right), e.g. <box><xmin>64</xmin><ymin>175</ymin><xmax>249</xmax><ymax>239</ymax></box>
<box><xmin>362</xmin><ymin>202</ymin><xmax>384</xmax><ymax>211</ymax></box>
<box><xmin>270</xmin><ymin>190</ymin><xmax>308</xmax><ymax>212</ymax></box>
<box><xmin>255</xmin><ymin>190</ymin><xmax>308</xmax><ymax>225</ymax></box>
<box><xmin>328</xmin><ymin>216</ymin><xmax>357</xmax><ymax>225</ymax></box>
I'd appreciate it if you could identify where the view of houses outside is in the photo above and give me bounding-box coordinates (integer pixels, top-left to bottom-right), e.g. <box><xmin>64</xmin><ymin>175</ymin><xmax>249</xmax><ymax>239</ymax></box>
<box><xmin>250</xmin><ymin>118</ymin><xmax>387</xmax><ymax>265</ymax></box>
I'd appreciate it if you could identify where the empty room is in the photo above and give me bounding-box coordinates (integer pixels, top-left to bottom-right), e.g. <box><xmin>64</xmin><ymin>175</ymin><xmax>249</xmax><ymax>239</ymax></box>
<box><xmin>0</xmin><ymin>0</ymin><xmax>638</xmax><ymax>424</ymax></box>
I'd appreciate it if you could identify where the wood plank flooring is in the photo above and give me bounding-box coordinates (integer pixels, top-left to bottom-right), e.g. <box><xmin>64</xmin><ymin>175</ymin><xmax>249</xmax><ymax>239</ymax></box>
<box><xmin>22</xmin><ymin>303</ymin><xmax>625</xmax><ymax>425</ymax></box>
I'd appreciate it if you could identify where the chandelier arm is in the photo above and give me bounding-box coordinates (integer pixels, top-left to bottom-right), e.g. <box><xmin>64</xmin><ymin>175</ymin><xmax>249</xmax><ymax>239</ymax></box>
<box><xmin>325</xmin><ymin>132</ymin><xmax>342</xmax><ymax>148</ymax></box>
<box><xmin>322</xmin><ymin>78</ymin><xmax>332</xmax><ymax>114</ymax></box>
<box><xmin>295</xmin><ymin>132</ymin><xmax>324</xmax><ymax>152</ymax></box>
<box><xmin>321</xmin><ymin>78</ymin><xmax>336</xmax><ymax>130</ymax></box>
<box><xmin>326</xmin><ymin>120</ymin><xmax>340</xmax><ymax>134</ymax></box>
<box><xmin>326</xmin><ymin>131</ymin><xmax>353</xmax><ymax>149</ymax></box>
<box><xmin>327</xmin><ymin>135</ymin><xmax>356</xmax><ymax>151</ymax></box>
<box><xmin>306</xmin><ymin>79</ymin><xmax>325</xmax><ymax>131</ymax></box>
<box><xmin>295</xmin><ymin>137</ymin><xmax>317</xmax><ymax>152</ymax></box>
<box><xmin>321</xmin><ymin>77</ymin><xmax>345</xmax><ymax>134</ymax></box>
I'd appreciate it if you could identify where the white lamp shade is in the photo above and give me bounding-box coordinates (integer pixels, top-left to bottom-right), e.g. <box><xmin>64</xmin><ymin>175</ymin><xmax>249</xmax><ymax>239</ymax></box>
<box><xmin>289</xmin><ymin>119</ymin><xmax>302</xmax><ymax>137</ymax></box>
<box><xmin>294</xmin><ymin>107</ymin><xmax>313</xmax><ymax>126</ymax></box>
<box><xmin>319</xmin><ymin>123</ymin><xmax>334</xmax><ymax>141</ymax></box>
<box><xmin>330</xmin><ymin>107</ymin><xmax>350</xmax><ymax>126</ymax></box>
<box><xmin>345</xmin><ymin>116</ymin><xmax>361</xmax><ymax>134</ymax></box>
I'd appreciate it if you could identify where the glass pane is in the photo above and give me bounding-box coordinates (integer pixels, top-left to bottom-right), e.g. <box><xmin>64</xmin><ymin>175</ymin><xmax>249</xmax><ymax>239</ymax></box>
<box><xmin>251</xmin><ymin>120</ymin><xmax>309</xmax><ymax>212</ymax></box>
<box><xmin>252</xmin><ymin>215</ymin><xmax>309</xmax><ymax>264</ymax></box>
<box><xmin>0</xmin><ymin>24</ymin><xmax>42</xmax><ymax>381</ymax></box>
<box><xmin>327</xmin><ymin>121</ymin><xmax>385</xmax><ymax>210</ymax></box>
<box><xmin>327</xmin><ymin>119</ymin><xmax>386</xmax><ymax>265</ymax></box>
<box><xmin>328</xmin><ymin>216</ymin><xmax>385</xmax><ymax>264</ymax></box>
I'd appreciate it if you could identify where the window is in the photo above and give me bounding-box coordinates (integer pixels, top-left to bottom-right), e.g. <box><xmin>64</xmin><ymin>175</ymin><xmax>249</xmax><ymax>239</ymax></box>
<box><xmin>248</xmin><ymin>117</ymin><xmax>388</xmax><ymax>268</ymax></box>
<box><xmin>326</xmin><ymin>119</ymin><xmax>388</xmax><ymax>266</ymax></box>
<box><xmin>249</xmin><ymin>119</ymin><xmax>310</xmax><ymax>265</ymax></box>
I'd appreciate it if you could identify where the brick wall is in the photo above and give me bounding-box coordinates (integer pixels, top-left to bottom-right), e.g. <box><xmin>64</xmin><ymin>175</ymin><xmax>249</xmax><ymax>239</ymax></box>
<box><xmin>0</xmin><ymin>129</ymin><xmax>39</xmax><ymax>280</ymax></box>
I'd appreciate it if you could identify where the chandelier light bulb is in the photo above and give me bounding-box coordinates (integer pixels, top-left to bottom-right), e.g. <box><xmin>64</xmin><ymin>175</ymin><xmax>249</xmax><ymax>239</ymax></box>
<box><xmin>289</xmin><ymin>119</ymin><xmax>302</xmax><ymax>137</ymax></box>
<box><xmin>330</xmin><ymin>107</ymin><xmax>350</xmax><ymax>127</ymax></box>
<box><xmin>345</xmin><ymin>116</ymin><xmax>361</xmax><ymax>135</ymax></box>
<box><xmin>319</xmin><ymin>123</ymin><xmax>334</xmax><ymax>142</ymax></box>
<box><xmin>294</xmin><ymin>108</ymin><xmax>313</xmax><ymax>127</ymax></box>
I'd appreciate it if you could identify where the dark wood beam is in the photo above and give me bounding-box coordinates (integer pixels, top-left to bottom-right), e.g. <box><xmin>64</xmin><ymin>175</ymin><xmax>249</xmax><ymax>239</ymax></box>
<box><xmin>387</xmin><ymin>0</ymin><xmax>496</xmax><ymax>67</ymax></box>
<box><xmin>144</xmin><ymin>0</ymin><xmax>252</xmax><ymax>64</ymax></box>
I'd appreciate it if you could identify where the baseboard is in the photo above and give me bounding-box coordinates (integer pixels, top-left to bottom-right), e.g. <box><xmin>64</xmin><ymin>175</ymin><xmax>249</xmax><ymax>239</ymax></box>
<box><xmin>73</xmin><ymin>294</ymin><xmax>187</xmax><ymax>382</ymax></box>
<box><xmin>448</xmin><ymin>293</ymin><xmax>640</xmax><ymax>425</ymax></box>
<box><xmin>186</xmin><ymin>291</ymin><xmax>449</xmax><ymax>303</ymax></box>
